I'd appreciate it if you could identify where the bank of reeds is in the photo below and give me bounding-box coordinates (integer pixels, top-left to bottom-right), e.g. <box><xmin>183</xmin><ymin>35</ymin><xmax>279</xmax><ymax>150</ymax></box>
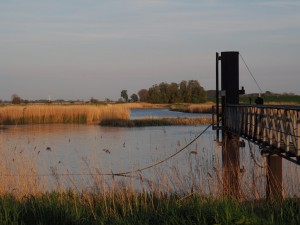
<box><xmin>0</xmin><ymin>104</ymin><xmax>130</xmax><ymax>125</ymax></box>
<box><xmin>100</xmin><ymin>117</ymin><xmax>212</xmax><ymax>127</ymax></box>
<box><xmin>170</xmin><ymin>103</ymin><xmax>213</xmax><ymax>113</ymax></box>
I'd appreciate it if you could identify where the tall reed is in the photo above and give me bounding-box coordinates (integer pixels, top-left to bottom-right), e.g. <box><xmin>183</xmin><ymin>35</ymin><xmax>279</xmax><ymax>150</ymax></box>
<box><xmin>0</xmin><ymin>104</ymin><xmax>130</xmax><ymax>125</ymax></box>
<box><xmin>170</xmin><ymin>103</ymin><xmax>214</xmax><ymax>113</ymax></box>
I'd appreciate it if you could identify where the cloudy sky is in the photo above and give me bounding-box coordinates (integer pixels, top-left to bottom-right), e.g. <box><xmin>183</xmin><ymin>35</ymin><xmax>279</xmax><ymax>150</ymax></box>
<box><xmin>0</xmin><ymin>0</ymin><xmax>299</xmax><ymax>101</ymax></box>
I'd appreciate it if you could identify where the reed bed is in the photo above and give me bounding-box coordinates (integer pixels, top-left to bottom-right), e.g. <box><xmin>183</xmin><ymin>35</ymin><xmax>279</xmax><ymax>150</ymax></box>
<box><xmin>170</xmin><ymin>102</ymin><xmax>214</xmax><ymax>113</ymax></box>
<box><xmin>0</xmin><ymin>104</ymin><xmax>130</xmax><ymax>125</ymax></box>
<box><xmin>118</xmin><ymin>102</ymin><xmax>169</xmax><ymax>109</ymax></box>
<box><xmin>100</xmin><ymin>117</ymin><xmax>212</xmax><ymax>127</ymax></box>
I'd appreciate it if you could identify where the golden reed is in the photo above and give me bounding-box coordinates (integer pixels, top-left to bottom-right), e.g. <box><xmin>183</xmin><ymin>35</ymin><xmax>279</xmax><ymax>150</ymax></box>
<box><xmin>0</xmin><ymin>104</ymin><xmax>130</xmax><ymax>125</ymax></box>
<box><xmin>187</xmin><ymin>103</ymin><xmax>214</xmax><ymax>113</ymax></box>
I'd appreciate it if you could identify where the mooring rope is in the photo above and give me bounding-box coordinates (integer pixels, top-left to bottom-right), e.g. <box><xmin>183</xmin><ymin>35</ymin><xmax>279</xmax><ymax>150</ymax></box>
<box><xmin>247</xmin><ymin>141</ymin><xmax>264</xmax><ymax>168</ymax></box>
<box><xmin>1</xmin><ymin>123</ymin><xmax>214</xmax><ymax>177</ymax></box>
<box><xmin>239</xmin><ymin>53</ymin><xmax>263</xmax><ymax>94</ymax></box>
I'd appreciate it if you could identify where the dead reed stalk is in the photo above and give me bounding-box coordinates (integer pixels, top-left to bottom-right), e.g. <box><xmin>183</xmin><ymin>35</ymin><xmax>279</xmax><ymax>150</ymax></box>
<box><xmin>0</xmin><ymin>104</ymin><xmax>130</xmax><ymax>125</ymax></box>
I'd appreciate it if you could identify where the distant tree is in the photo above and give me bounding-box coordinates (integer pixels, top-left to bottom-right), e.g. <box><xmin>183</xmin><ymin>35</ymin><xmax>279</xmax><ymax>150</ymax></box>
<box><xmin>138</xmin><ymin>89</ymin><xmax>149</xmax><ymax>102</ymax></box>
<box><xmin>136</xmin><ymin>80</ymin><xmax>206</xmax><ymax>104</ymax></box>
<box><xmin>148</xmin><ymin>85</ymin><xmax>161</xmax><ymax>103</ymax></box>
<box><xmin>11</xmin><ymin>94</ymin><xmax>22</xmax><ymax>104</ymax></box>
<box><xmin>168</xmin><ymin>82</ymin><xmax>179</xmax><ymax>103</ymax></box>
<box><xmin>159</xmin><ymin>82</ymin><xmax>169</xmax><ymax>103</ymax></box>
<box><xmin>121</xmin><ymin>90</ymin><xmax>128</xmax><ymax>102</ymax></box>
<box><xmin>105</xmin><ymin>98</ymin><xmax>111</xmax><ymax>103</ymax></box>
<box><xmin>186</xmin><ymin>80</ymin><xmax>206</xmax><ymax>103</ymax></box>
<box><xmin>90</xmin><ymin>97</ymin><xmax>99</xmax><ymax>104</ymax></box>
<box><xmin>265</xmin><ymin>91</ymin><xmax>273</xmax><ymax>95</ymax></box>
<box><xmin>179</xmin><ymin>80</ymin><xmax>187</xmax><ymax>102</ymax></box>
<box><xmin>131</xmin><ymin>93</ymin><xmax>139</xmax><ymax>102</ymax></box>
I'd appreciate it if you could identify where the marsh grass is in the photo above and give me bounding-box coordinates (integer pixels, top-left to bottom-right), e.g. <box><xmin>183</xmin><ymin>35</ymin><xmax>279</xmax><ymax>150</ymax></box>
<box><xmin>0</xmin><ymin>192</ymin><xmax>299</xmax><ymax>224</ymax></box>
<box><xmin>0</xmin><ymin>104</ymin><xmax>130</xmax><ymax>125</ymax></box>
<box><xmin>100</xmin><ymin>117</ymin><xmax>212</xmax><ymax>127</ymax></box>
<box><xmin>170</xmin><ymin>103</ymin><xmax>214</xmax><ymax>113</ymax></box>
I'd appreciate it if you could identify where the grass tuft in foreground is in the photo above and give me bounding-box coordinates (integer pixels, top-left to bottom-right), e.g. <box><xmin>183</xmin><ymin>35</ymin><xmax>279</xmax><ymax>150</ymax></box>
<box><xmin>0</xmin><ymin>192</ymin><xmax>299</xmax><ymax>225</ymax></box>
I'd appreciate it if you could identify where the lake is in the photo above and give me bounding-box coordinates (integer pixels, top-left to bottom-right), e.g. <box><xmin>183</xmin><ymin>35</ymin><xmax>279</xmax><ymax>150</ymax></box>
<box><xmin>0</xmin><ymin>108</ymin><xmax>299</xmax><ymax>198</ymax></box>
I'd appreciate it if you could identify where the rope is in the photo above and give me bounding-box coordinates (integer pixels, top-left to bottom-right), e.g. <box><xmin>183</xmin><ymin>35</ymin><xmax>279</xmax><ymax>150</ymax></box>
<box><xmin>239</xmin><ymin>53</ymin><xmax>263</xmax><ymax>94</ymax></box>
<box><xmin>247</xmin><ymin>141</ymin><xmax>264</xmax><ymax>168</ymax></box>
<box><xmin>1</xmin><ymin>123</ymin><xmax>213</xmax><ymax>177</ymax></box>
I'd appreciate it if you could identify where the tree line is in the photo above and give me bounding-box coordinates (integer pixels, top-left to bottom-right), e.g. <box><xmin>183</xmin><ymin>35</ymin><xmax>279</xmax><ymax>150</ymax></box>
<box><xmin>128</xmin><ymin>80</ymin><xmax>206</xmax><ymax>103</ymax></box>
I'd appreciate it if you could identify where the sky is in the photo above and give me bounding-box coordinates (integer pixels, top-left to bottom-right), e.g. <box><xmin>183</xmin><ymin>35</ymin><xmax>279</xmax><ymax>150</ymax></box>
<box><xmin>0</xmin><ymin>0</ymin><xmax>299</xmax><ymax>101</ymax></box>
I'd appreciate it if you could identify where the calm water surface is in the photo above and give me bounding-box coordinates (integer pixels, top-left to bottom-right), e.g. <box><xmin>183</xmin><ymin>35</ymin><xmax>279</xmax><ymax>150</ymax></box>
<box><xmin>0</xmin><ymin>109</ymin><xmax>299</xmax><ymax>197</ymax></box>
<box><xmin>0</xmin><ymin>123</ymin><xmax>218</xmax><ymax>192</ymax></box>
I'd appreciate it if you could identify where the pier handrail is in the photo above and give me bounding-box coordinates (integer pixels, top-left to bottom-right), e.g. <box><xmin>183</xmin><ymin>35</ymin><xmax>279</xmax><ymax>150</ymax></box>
<box><xmin>223</xmin><ymin>104</ymin><xmax>300</xmax><ymax>158</ymax></box>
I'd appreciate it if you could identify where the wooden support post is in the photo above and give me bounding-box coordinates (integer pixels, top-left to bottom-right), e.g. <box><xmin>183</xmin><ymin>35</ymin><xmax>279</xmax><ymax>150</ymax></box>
<box><xmin>222</xmin><ymin>132</ymin><xmax>240</xmax><ymax>197</ymax></box>
<box><xmin>216</xmin><ymin>52</ymin><xmax>220</xmax><ymax>141</ymax></box>
<box><xmin>220</xmin><ymin>51</ymin><xmax>240</xmax><ymax>198</ymax></box>
<box><xmin>266</xmin><ymin>155</ymin><xmax>282</xmax><ymax>200</ymax></box>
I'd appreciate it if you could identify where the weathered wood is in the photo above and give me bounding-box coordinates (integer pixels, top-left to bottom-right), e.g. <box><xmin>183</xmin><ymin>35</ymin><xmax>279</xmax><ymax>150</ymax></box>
<box><xmin>224</xmin><ymin>105</ymin><xmax>300</xmax><ymax>157</ymax></box>
<box><xmin>267</xmin><ymin>155</ymin><xmax>282</xmax><ymax>200</ymax></box>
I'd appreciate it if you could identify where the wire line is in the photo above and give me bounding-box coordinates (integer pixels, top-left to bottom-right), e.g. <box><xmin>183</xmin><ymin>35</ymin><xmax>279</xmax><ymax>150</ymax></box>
<box><xmin>239</xmin><ymin>53</ymin><xmax>263</xmax><ymax>94</ymax></box>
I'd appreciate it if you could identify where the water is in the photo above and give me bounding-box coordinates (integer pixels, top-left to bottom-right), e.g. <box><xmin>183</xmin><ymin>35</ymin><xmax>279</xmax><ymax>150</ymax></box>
<box><xmin>0</xmin><ymin>123</ymin><xmax>218</xmax><ymax>193</ymax></box>
<box><xmin>0</xmin><ymin>109</ymin><xmax>299</xmax><ymax>198</ymax></box>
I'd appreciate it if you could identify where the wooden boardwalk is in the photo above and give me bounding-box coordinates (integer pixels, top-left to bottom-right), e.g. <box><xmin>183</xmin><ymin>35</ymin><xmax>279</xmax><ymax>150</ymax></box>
<box><xmin>223</xmin><ymin>104</ymin><xmax>300</xmax><ymax>162</ymax></box>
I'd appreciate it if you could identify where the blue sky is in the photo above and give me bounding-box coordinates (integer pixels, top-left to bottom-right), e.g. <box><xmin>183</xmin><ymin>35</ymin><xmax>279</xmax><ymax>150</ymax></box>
<box><xmin>0</xmin><ymin>0</ymin><xmax>299</xmax><ymax>101</ymax></box>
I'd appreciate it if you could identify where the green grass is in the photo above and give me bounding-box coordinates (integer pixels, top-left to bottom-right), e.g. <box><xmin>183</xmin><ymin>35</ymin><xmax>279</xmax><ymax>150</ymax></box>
<box><xmin>0</xmin><ymin>192</ymin><xmax>299</xmax><ymax>224</ymax></box>
<box><xmin>240</xmin><ymin>95</ymin><xmax>300</xmax><ymax>105</ymax></box>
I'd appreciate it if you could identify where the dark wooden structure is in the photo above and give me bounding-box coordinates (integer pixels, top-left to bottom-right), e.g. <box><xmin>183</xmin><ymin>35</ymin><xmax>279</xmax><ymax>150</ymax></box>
<box><xmin>214</xmin><ymin>51</ymin><xmax>300</xmax><ymax>200</ymax></box>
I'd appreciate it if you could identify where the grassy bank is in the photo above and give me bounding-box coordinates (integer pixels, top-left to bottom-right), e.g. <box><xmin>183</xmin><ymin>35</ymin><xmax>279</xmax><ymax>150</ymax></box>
<box><xmin>0</xmin><ymin>192</ymin><xmax>299</xmax><ymax>225</ymax></box>
<box><xmin>169</xmin><ymin>103</ymin><xmax>213</xmax><ymax>113</ymax></box>
<box><xmin>240</xmin><ymin>95</ymin><xmax>300</xmax><ymax>105</ymax></box>
<box><xmin>100</xmin><ymin>117</ymin><xmax>212</xmax><ymax>127</ymax></box>
<box><xmin>0</xmin><ymin>104</ymin><xmax>130</xmax><ymax>125</ymax></box>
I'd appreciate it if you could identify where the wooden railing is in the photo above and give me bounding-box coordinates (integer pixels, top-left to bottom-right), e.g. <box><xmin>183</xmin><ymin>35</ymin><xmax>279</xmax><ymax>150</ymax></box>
<box><xmin>223</xmin><ymin>104</ymin><xmax>300</xmax><ymax>157</ymax></box>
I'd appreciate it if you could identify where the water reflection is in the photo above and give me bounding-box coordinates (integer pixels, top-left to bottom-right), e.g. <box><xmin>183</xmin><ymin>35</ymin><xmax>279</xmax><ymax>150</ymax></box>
<box><xmin>0</xmin><ymin>123</ymin><xmax>299</xmax><ymax>198</ymax></box>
